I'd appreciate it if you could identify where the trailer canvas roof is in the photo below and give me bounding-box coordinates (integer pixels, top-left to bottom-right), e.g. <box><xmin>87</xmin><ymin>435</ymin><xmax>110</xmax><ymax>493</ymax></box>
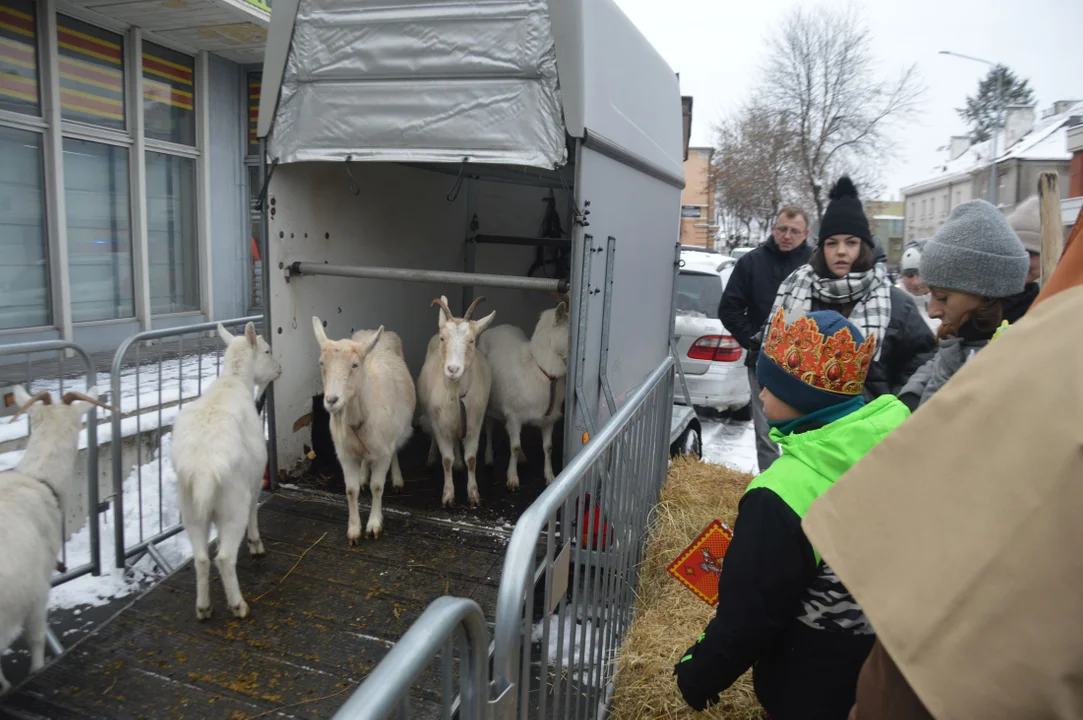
<box><xmin>257</xmin><ymin>0</ymin><xmax>684</xmax><ymax>185</ymax></box>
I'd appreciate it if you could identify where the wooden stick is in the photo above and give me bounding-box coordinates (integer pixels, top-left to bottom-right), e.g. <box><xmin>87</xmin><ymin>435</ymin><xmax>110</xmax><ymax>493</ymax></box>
<box><xmin>1038</xmin><ymin>172</ymin><xmax>1064</xmax><ymax>288</ymax></box>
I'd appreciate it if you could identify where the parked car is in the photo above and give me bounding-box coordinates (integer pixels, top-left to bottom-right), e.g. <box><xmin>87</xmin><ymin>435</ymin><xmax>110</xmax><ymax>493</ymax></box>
<box><xmin>730</xmin><ymin>246</ymin><xmax>753</xmax><ymax>261</ymax></box>
<box><xmin>672</xmin><ymin>249</ymin><xmax>751</xmax><ymax>418</ymax></box>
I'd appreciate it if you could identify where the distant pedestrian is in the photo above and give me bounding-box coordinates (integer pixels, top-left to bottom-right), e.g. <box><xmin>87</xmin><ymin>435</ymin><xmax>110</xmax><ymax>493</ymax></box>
<box><xmin>719</xmin><ymin>206</ymin><xmax>813</xmax><ymax>473</ymax></box>
<box><xmin>1005</xmin><ymin>194</ymin><xmax>1042</xmax><ymax>307</ymax></box>
<box><xmin>767</xmin><ymin>177</ymin><xmax>936</xmax><ymax>402</ymax></box>
<box><xmin>900</xmin><ymin>242</ymin><xmax>939</xmax><ymax>333</ymax></box>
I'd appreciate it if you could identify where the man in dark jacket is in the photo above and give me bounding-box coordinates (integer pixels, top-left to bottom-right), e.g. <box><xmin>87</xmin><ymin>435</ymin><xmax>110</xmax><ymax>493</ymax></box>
<box><xmin>719</xmin><ymin>207</ymin><xmax>813</xmax><ymax>472</ymax></box>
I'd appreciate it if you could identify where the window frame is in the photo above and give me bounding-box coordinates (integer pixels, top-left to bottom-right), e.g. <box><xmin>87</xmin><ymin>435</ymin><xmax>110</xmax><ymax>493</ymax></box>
<box><xmin>0</xmin><ymin>0</ymin><xmax>209</xmax><ymax>336</ymax></box>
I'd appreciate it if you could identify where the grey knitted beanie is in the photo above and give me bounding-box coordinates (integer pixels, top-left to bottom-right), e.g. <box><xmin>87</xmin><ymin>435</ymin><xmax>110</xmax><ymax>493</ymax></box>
<box><xmin>919</xmin><ymin>199</ymin><xmax>1029</xmax><ymax>298</ymax></box>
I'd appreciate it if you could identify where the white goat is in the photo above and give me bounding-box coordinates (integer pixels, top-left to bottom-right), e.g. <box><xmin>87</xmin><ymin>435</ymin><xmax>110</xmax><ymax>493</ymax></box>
<box><xmin>313</xmin><ymin>318</ymin><xmax>415</xmax><ymax>543</ymax></box>
<box><xmin>480</xmin><ymin>302</ymin><xmax>570</xmax><ymax>489</ymax></box>
<box><xmin>0</xmin><ymin>386</ymin><xmax>111</xmax><ymax>692</ymax></box>
<box><xmin>417</xmin><ymin>296</ymin><xmax>496</xmax><ymax>508</ymax></box>
<box><xmin>172</xmin><ymin>322</ymin><xmax>282</xmax><ymax>621</ymax></box>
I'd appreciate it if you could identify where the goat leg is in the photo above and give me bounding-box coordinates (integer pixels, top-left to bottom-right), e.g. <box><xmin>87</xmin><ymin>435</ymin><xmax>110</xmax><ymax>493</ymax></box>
<box><xmin>391</xmin><ymin>453</ymin><xmax>404</xmax><ymax>493</ymax></box>
<box><xmin>366</xmin><ymin>455</ymin><xmax>392</xmax><ymax>539</ymax></box>
<box><xmin>542</xmin><ymin>422</ymin><xmax>556</xmax><ymax>485</ymax></box>
<box><xmin>505</xmin><ymin>418</ymin><xmax>522</xmax><ymax>492</ymax></box>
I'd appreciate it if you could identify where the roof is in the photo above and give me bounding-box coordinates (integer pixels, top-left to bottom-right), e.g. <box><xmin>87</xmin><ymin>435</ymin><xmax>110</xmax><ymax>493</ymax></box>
<box><xmin>59</xmin><ymin>0</ymin><xmax>268</xmax><ymax>64</ymax></box>
<box><xmin>902</xmin><ymin>101</ymin><xmax>1083</xmax><ymax>196</ymax></box>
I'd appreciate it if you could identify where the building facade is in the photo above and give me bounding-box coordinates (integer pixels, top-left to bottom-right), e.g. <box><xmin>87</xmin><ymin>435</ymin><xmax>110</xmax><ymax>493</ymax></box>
<box><xmin>0</xmin><ymin>0</ymin><xmax>268</xmax><ymax>356</ymax></box>
<box><xmin>902</xmin><ymin>101</ymin><xmax>1082</xmax><ymax>244</ymax></box>
<box><xmin>865</xmin><ymin>200</ymin><xmax>905</xmax><ymax>265</ymax></box>
<box><xmin>679</xmin><ymin>145</ymin><xmax>715</xmax><ymax>248</ymax></box>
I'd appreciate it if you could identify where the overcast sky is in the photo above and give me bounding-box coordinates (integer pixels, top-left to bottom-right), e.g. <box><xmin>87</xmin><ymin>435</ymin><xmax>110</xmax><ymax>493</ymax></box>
<box><xmin>612</xmin><ymin>0</ymin><xmax>1083</xmax><ymax>200</ymax></box>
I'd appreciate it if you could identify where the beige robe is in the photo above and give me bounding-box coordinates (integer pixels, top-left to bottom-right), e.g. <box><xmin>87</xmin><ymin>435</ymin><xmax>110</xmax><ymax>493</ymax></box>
<box><xmin>802</xmin><ymin>284</ymin><xmax>1083</xmax><ymax>720</ymax></box>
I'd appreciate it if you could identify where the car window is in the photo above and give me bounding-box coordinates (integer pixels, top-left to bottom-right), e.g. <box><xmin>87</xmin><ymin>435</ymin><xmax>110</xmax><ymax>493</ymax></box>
<box><xmin>675</xmin><ymin>271</ymin><xmax>722</xmax><ymax>318</ymax></box>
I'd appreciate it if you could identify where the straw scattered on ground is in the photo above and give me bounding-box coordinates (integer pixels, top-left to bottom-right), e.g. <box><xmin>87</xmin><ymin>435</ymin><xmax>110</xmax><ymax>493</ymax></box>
<box><xmin>611</xmin><ymin>455</ymin><xmax>765</xmax><ymax>720</ymax></box>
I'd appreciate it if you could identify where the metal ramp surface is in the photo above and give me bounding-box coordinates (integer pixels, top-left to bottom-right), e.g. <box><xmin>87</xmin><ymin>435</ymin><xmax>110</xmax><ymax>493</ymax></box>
<box><xmin>0</xmin><ymin>429</ymin><xmax>561</xmax><ymax>720</ymax></box>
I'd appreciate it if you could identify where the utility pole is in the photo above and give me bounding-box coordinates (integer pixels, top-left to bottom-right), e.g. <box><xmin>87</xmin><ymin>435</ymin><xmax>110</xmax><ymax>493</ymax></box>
<box><xmin>940</xmin><ymin>51</ymin><xmax>1003</xmax><ymax>205</ymax></box>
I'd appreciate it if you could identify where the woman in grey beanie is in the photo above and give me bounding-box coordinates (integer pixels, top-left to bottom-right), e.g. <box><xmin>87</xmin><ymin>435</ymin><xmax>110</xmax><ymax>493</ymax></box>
<box><xmin>897</xmin><ymin>199</ymin><xmax>1032</xmax><ymax>410</ymax></box>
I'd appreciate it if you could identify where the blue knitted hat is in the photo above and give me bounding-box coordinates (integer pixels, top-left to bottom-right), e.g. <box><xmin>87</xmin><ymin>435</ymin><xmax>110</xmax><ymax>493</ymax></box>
<box><xmin>756</xmin><ymin>309</ymin><xmax>874</xmax><ymax>415</ymax></box>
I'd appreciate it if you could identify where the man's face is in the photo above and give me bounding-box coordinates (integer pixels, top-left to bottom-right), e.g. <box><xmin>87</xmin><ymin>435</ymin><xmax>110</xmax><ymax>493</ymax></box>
<box><xmin>901</xmin><ymin>270</ymin><xmax>928</xmax><ymax>296</ymax></box>
<box><xmin>772</xmin><ymin>213</ymin><xmax>808</xmax><ymax>252</ymax></box>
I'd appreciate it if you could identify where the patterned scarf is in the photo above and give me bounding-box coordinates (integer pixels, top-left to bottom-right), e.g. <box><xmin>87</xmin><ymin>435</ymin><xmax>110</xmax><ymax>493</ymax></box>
<box><xmin>769</xmin><ymin>263</ymin><xmax>893</xmax><ymax>360</ymax></box>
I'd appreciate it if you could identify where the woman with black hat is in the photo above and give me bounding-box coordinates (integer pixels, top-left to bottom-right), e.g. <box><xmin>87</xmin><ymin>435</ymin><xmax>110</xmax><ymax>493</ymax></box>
<box><xmin>767</xmin><ymin>177</ymin><xmax>936</xmax><ymax>399</ymax></box>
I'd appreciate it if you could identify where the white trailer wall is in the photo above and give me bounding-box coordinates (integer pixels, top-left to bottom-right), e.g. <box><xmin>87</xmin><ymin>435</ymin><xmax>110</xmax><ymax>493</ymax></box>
<box><xmin>267</xmin><ymin>162</ymin><xmax>568</xmax><ymax>467</ymax></box>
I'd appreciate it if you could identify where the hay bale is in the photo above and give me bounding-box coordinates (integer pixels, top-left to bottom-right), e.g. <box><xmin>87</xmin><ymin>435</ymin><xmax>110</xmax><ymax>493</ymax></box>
<box><xmin>610</xmin><ymin>455</ymin><xmax>765</xmax><ymax>720</ymax></box>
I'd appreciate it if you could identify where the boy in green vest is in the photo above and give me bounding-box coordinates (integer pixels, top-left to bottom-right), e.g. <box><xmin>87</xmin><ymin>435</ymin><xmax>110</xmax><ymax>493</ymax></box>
<box><xmin>674</xmin><ymin>308</ymin><xmax>910</xmax><ymax>720</ymax></box>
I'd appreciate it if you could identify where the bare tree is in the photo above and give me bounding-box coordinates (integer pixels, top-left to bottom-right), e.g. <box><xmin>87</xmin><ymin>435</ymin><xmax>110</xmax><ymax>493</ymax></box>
<box><xmin>761</xmin><ymin>2</ymin><xmax>922</xmax><ymax>220</ymax></box>
<box><xmin>711</xmin><ymin>100</ymin><xmax>805</xmax><ymax>248</ymax></box>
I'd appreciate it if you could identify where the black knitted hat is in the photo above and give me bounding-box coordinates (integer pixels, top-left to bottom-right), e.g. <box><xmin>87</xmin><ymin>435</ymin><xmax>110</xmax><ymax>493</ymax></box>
<box><xmin>818</xmin><ymin>176</ymin><xmax>873</xmax><ymax>246</ymax></box>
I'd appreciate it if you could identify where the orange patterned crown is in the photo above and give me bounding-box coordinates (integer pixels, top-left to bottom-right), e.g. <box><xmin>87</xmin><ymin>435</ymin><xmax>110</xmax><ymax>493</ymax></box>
<box><xmin>762</xmin><ymin>307</ymin><xmax>876</xmax><ymax>396</ymax></box>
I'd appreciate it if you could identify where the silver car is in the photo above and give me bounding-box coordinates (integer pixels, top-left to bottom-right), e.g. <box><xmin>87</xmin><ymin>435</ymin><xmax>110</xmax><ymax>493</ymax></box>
<box><xmin>672</xmin><ymin>249</ymin><xmax>751</xmax><ymax>418</ymax></box>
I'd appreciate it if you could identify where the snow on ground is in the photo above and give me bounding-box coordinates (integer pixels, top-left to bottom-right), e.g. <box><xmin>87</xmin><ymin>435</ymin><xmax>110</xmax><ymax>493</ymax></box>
<box><xmin>47</xmin><ymin>431</ymin><xmax>205</xmax><ymax>611</ymax></box>
<box><xmin>702</xmin><ymin>417</ymin><xmax>758</xmax><ymax>475</ymax></box>
<box><xmin>531</xmin><ymin>612</ymin><xmax>609</xmax><ymax>685</ymax></box>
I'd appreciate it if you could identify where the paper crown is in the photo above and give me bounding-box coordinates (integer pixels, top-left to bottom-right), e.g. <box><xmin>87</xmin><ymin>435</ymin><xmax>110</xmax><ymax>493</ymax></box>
<box><xmin>762</xmin><ymin>307</ymin><xmax>876</xmax><ymax>396</ymax></box>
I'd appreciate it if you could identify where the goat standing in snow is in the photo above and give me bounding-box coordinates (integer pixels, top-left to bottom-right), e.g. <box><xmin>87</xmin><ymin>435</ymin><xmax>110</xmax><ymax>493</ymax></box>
<box><xmin>172</xmin><ymin>322</ymin><xmax>282</xmax><ymax>621</ymax></box>
<box><xmin>0</xmin><ymin>386</ymin><xmax>112</xmax><ymax>692</ymax></box>
<box><xmin>417</xmin><ymin>296</ymin><xmax>496</xmax><ymax>507</ymax></box>
<box><xmin>481</xmin><ymin>302</ymin><xmax>570</xmax><ymax>489</ymax></box>
<box><xmin>313</xmin><ymin>318</ymin><xmax>415</xmax><ymax>543</ymax></box>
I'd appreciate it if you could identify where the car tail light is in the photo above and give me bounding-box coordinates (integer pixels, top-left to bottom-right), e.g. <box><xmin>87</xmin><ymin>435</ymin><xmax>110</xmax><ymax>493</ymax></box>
<box><xmin>687</xmin><ymin>335</ymin><xmax>742</xmax><ymax>362</ymax></box>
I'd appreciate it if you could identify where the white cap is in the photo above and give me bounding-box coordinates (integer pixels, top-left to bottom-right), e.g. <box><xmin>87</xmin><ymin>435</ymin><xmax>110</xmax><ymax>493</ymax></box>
<box><xmin>901</xmin><ymin>246</ymin><xmax>921</xmax><ymax>272</ymax></box>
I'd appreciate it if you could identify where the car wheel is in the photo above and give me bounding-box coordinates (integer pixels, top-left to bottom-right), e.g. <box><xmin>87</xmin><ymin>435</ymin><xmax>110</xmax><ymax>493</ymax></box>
<box><xmin>671</xmin><ymin>423</ymin><xmax>703</xmax><ymax>459</ymax></box>
<box><xmin>729</xmin><ymin>403</ymin><xmax>752</xmax><ymax>422</ymax></box>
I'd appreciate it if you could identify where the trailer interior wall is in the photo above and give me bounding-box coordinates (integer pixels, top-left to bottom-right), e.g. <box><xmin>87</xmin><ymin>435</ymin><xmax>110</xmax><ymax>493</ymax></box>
<box><xmin>266</xmin><ymin>162</ymin><xmax>570</xmax><ymax>467</ymax></box>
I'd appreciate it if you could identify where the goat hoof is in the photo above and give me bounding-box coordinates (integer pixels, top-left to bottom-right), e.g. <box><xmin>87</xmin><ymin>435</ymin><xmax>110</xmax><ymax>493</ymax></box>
<box><xmin>467</xmin><ymin>490</ymin><xmax>481</xmax><ymax>507</ymax></box>
<box><xmin>484</xmin><ymin>455</ymin><xmax>494</xmax><ymax>467</ymax></box>
<box><xmin>231</xmin><ymin>600</ymin><xmax>250</xmax><ymax>619</ymax></box>
<box><xmin>506</xmin><ymin>478</ymin><xmax>520</xmax><ymax>492</ymax></box>
<box><xmin>248</xmin><ymin>539</ymin><xmax>266</xmax><ymax>557</ymax></box>
<box><xmin>544</xmin><ymin>473</ymin><xmax>556</xmax><ymax>486</ymax></box>
<box><xmin>347</xmin><ymin>528</ymin><xmax>362</xmax><ymax>546</ymax></box>
<box><xmin>196</xmin><ymin>605</ymin><xmax>213</xmax><ymax>621</ymax></box>
<box><xmin>366</xmin><ymin>526</ymin><xmax>382</xmax><ymax>540</ymax></box>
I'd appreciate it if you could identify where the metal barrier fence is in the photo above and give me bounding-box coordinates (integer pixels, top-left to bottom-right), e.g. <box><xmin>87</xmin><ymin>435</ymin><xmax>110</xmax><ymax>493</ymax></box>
<box><xmin>0</xmin><ymin>341</ymin><xmax>102</xmax><ymax>585</ymax></box>
<box><xmin>332</xmin><ymin>597</ymin><xmax>490</xmax><ymax>720</ymax></box>
<box><xmin>109</xmin><ymin>315</ymin><xmax>264</xmax><ymax>571</ymax></box>
<box><xmin>332</xmin><ymin>355</ymin><xmax>675</xmax><ymax>719</ymax></box>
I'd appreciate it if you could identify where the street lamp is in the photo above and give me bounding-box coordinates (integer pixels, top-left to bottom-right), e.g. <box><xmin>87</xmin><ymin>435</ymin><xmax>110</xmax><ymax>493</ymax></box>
<box><xmin>940</xmin><ymin>50</ymin><xmax>1003</xmax><ymax>206</ymax></box>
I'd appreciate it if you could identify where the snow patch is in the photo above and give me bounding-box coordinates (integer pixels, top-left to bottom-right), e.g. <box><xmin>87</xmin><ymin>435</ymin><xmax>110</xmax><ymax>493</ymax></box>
<box><xmin>701</xmin><ymin>419</ymin><xmax>758</xmax><ymax>475</ymax></box>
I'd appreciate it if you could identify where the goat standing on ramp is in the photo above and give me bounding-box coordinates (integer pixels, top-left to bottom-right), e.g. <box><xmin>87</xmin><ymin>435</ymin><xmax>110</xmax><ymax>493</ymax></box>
<box><xmin>0</xmin><ymin>386</ymin><xmax>112</xmax><ymax>692</ymax></box>
<box><xmin>172</xmin><ymin>322</ymin><xmax>282</xmax><ymax>621</ymax></box>
<box><xmin>418</xmin><ymin>296</ymin><xmax>495</xmax><ymax>507</ymax></box>
<box><xmin>313</xmin><ymin>318</ymin><xmax>415</xmax><ymax>543</ymax></box>
<box><xmin>481</xmin><ymin>302</ymin><xmax>570</xmax><ymax>489</ymax></box>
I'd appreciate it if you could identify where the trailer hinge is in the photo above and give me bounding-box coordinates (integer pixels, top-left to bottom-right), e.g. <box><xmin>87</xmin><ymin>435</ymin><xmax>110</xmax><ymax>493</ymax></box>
<box><xmin>257</xmin><ymin>158</ymin><xmax>279</xmax><ymax>212</ymax></box>
<box><xmin>574</xmin><ymin>199</ymin><xmax>591</xmax><ymax>227</ymax></box>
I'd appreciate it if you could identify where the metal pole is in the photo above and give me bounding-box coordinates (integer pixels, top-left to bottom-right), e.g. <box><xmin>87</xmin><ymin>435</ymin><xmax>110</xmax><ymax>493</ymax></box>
<box><xmin>259</xmin><ymin>139</ymin><xmax>279</xmax><ymax>490</ymax></box>
<box><xmin>989</xmin><ymin>67</ymin><xmax>1003</xmax><ymax>205</ymax></box>
<box><xmin>288</xmin><ymin>261</ymin><xmax>569</xmax><ymax>293</ymax></box>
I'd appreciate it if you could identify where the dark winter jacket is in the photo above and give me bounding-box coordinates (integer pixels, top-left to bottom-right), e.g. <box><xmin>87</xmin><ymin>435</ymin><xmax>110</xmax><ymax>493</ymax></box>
<box><xmin>719</xmin><ymin>238</ymin><xmax>814</xmax><ymax>367</ymax></box>
<box><xmin>810</xmin><ymin>288</ymin><xmax>937</xmax><ymax>399</ymax></box>
<box><xmin>674</xmin><ymin>396</ymin><xmax>911</xmax><ymax>720</ymax></box>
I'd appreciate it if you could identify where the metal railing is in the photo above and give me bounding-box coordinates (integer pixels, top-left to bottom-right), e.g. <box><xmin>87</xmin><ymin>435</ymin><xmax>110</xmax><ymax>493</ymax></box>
<box><xmin>0</xmin><ymin>341</ymin><xmax>102</xmax><ymax>585</ymax></box>
<box><xmin>109</xmin><ymin>315</ymin><xmax>265</xmax><ymax>570</ymax></box>
<box><xmin>332</xmin><ymin>597</ymin><xmax>491</xmax><ymax>720</ymax></box>
<box><xmin>332</xmin><ymin>355</ymin><xmax>675</xmax><ymax>719</ymax></box>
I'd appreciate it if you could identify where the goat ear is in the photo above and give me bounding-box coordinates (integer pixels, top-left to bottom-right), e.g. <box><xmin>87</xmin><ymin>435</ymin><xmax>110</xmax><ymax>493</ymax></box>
<box><xmin>474</xmin><ymin>310</ymin><xmax>496</xmax><ymax>335</ymax></box>
<box><xmin>555</xmin><ymin>302</ymin><xmax>568</xmax><ymax>323</ymax></box>
<box><xmin>12</xmin><ymin>384</ymin><xmax>31</xmax><ymax>407</ymax></box>
<box><xmin>217</xmin><ymin>323</ymin><xmax>235</xmax><ymax>346</ymax></box>
<box><xmin>360</xmin><ymin>326</ymin><xmax>384</xmax><ymax>355</ymax></box>
<box><xmin>245</xmin><ymin>322</ymin><xmax>258</xmax><ymax>347</ymax></box>
<box><xmin>312</xmin><ymin>316</ymin><xmax>328</xmax><ymax>346</ymax></box>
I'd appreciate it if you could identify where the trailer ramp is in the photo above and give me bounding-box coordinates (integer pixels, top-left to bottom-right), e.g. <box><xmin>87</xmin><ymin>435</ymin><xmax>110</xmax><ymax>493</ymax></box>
<box><xmin>1</xmin><ymin>432</ymin><xmax>559</xmax><ymax>719</ymax></box>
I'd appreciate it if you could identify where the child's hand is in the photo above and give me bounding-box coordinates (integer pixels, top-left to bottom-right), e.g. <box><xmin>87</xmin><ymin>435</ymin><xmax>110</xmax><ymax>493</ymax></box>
<box><xmin>673</xmin><ymin>642</ymin><xmax>721</xmax><ymax>711</ymax></box>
